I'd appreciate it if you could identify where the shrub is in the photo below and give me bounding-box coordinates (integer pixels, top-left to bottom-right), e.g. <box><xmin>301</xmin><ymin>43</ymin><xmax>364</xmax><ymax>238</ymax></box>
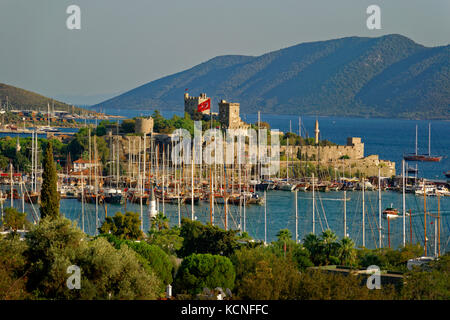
<box><xmin>174</xmin><ymin>253</ymin><xmax>235</xmax><ymax>295</ymax></box>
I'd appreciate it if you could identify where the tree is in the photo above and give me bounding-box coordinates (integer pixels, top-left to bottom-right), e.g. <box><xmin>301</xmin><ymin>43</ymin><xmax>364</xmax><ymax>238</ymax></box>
<box><xmin>302</xmin><ymin>233</ymin><xmax>324</xmax><ymax>265</ymax></box>
<box><xmin>74</xmin><ymin>237</ymin><xmax>162</xmax><ymax>299</ymax></box>
<box><xmin>151</xmin><ymin>212</ymin><xmax>169</xmax><ymax>231</ymax></box>
<box><xmin>177</xmin><ymin>218</ymin><xmax>239</xmax><ymax>258</ymax></box>
<box><xmin>24</xmin><ymin>216</ymin><xmax>85</xmax><ymax>298</ymax></box>
<box><xmin>338</xmin><ymin>237</ymin><xmax>356</xmax><ymax>266</ymax></box>
<box><xmin>231</xmin><ymin>247</ymin><xmax>301</xmax><ymax>300</ymax></box>
<box><xmin>174</xmin><ymin>253</ymin><xmax>235</xmax><ymax>295</ymax></box>
<box><xmin>101</xmin><ymin>234</ymin><xmax>174</xmax><ymax>286</ymax></box>
<box><xmin>98</xmin><ymin>211</ymin><xmax>143</xmax><ymax>240</ymax></box>
<box><xmin>147</xmin><ymin>225</ymin><xmax>183</xmax><ymax>256</ymax></box>
<box><xmin>39</xmin><ymin>141</ymin><xmax>60</xmax><ymax>219</ymax></box>
<box><xmin>3</xmin><ymin>207</ymin><xmax>29</xmax><ymax>233</ymax></box>
<box><xmin>321</xmin><ymin>230</ymin><xmax>339</xmax><ymax>265</ymax></box>
<box><xmin>0</xmin><ymin>237</ymin><xmax>30</xmax><ymax>299</ymax></box>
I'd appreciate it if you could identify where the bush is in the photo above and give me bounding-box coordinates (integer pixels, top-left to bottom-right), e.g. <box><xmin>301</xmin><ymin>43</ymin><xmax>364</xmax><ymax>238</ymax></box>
<box><xmin>101</xmin><ymin>234</ymin><xmax>174</xmax><ymax>286</ymax></box>
<box><xmin>174</xmin><ymin>253</ymin><xmax>235</xmax><ymax>295</ymax></box>
<box><xmin>231</xmin><ymin>247</ymin><xmax>301</xmax><ymax>300</ymax></box>
<box><xmin>177</xmin><ymin>218</ymin><xmax>239</xmax><ymax>258</ymax></box>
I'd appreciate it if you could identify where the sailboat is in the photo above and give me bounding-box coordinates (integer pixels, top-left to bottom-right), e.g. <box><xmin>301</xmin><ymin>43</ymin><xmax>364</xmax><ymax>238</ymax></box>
<box><xmin>404</xmin><ymin>124</ymin><xmax>442</xmax><ymax>162</ymax></box>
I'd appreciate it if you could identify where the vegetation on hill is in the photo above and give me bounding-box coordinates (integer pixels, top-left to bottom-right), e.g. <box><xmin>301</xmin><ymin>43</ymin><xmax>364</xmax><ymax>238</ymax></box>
<box><xmin>0</xmin><ymin>83</ymin><xmax>94</xmax><ymax>115</ymax></box>
<box><xmin>94</xmin><ymin>35</ymin><xmax>449</xmax><ymax>120</ymax></box>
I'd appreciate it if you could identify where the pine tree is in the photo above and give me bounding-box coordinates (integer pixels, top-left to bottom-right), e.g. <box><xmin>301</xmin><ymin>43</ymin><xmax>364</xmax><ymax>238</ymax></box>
<box><xmin>40</xmin><ymin>141</ymin><xmax>60</xmax><ymax>219</ymax></box>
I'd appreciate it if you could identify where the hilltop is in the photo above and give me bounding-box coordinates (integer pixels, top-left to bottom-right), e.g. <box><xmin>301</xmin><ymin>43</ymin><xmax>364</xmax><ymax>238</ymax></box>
<box><xmin>94</xmin><ymin>34</ymin><xmax>449</xmax><ymax>120</ymax></box>
<box><xmin>0</xmin><ymin>83</ymin><xmax>93</xmax><ymax>115</ymax></box>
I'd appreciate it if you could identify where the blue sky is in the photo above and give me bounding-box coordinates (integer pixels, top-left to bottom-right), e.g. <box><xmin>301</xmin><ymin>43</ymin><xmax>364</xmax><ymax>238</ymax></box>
<box><xmin>0</xmin><ymin>0</ymin><xmax>448</xmax><ymax>104</ymax></box>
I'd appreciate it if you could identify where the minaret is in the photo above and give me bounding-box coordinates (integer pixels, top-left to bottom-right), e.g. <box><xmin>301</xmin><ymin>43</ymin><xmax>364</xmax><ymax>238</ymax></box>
<box><xmin>16</xmin><ymin>136</ymin><xmax>21</xmax><ymax>153</ymax></box>
<box><xmin>314</xmin><ymin>119</ymin><xmax>320</xmax><ymax>144</ymax></box>
<box><xmin>148</xmin><ymin>184</ymin><xmax>157</xmax><ymax>219</ymax></box>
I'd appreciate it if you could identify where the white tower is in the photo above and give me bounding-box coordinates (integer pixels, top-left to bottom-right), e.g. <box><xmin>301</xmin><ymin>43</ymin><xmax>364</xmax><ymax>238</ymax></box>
<box><xmin>148</xmin><ymin>184</ymin><xmax>157</xmax><ymax>219</ymax></box>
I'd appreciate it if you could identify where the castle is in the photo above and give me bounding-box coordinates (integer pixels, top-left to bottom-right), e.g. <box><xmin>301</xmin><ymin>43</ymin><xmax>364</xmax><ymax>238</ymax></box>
<box><xmin>184</xmin><ymin>92</ymin><xmax>248</xmax><ymax>129</ymax></box>
<box><xmin>283</xmin><ymin>120</ymin><xmax>396</xmax><ymax>177</ymax></box>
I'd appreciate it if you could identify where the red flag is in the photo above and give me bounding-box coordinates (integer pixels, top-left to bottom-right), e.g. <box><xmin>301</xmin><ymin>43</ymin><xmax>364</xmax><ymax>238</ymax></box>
<box><xmin>197</xmin><ymin>98</ymin><xmax>211</xmax><ymax>112</ymax></box>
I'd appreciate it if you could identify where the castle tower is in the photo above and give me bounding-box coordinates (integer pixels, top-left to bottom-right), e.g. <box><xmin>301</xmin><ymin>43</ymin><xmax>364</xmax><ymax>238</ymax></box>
<box><xmin>218</xmin><ymin>99</ymin><xmax>247</xmax><ymax>129</ymax></box>
<box><xmin>184</xmin><ymin>92</ymin><xmax>210</xmax><ymax>116</ymax></box>
<box><xmin>314</xmin><ymin>119</ymin><xmax>320</xmax><ymax>144</ymax></box>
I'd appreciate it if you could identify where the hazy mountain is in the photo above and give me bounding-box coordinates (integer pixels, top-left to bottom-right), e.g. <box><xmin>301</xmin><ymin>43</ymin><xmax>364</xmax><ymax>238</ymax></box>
<box><xmin>0</xmin><ymin>83</ymin><xmax>97</xmax><ymax>115</ymax></box>
<box><xmin>94</xmin><ymin>35</ymin><xmax>449</xmax><ymax>119</ymax></box>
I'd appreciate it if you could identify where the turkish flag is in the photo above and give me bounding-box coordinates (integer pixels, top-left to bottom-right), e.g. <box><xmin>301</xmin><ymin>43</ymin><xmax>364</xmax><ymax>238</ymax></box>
<box><xmin>197</xmin><ymin>98</ymin><xmax>211</xmax><ymax>112</ymax></box>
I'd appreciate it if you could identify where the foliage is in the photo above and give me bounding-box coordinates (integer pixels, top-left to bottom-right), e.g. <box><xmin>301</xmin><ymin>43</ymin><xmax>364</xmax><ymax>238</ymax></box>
<box><xmin>177</xmin><ymin>218</ymin><xmax>240</xmax><ymax>258</ymax></box>
<box><xmin>147</xmin><ymin>225</ymin><xmax>183</xmax><ymax>256</ymax></box>
<box><xmin>0</xmin><ymin>237</ymin><xmax>30</xmax><ymax>299</ymax></box>
<box><xmin>101</xmin><ymin>233</ymin><xmax>174</xmax><ymax>286</ymax></box>
<box><xmin>302</xmin><ymin>230</ymin><xmax>356</xmax><ymax>266</ymax></box>
<box><xmin>98</xmin><ymin>211</ymin><xmax>143</xmax><ymax>240</ymax></box>
<box><xmin>24</xmin><ymin>216</ymin><xmax>85</xmax><ymax>298</ymax></box>
<box><xmin>173</xmin><ymin>253</ymin><xmax>235</xmax><ymax>295</ymax></box>
<box><xmin>121</xmin><ymin>119</ymin><xmax>135</xmax><ymax>133</ymax></box>
<box><xmin>3</xmin><ymin>207</ymin><xmax>29</xmax><ymax>233</ymax></box>
<box><xmin>72</xmin><ymin>237</ymin><xmax>162</xmax><ymax>299</ymax></box>
<box><xmin>295</xmin><ymin>269</ymin><xmax>397</xmax><ymax>300</ymax></box>
<box><xmin>401</xmin><ymin>253</ymin><xmax>450</xmax><ymax>300</ymax></box>
<box><xmin>67</xmin><ymin>128</ymin><xmax>109</xmax><ymax>164</ymax></box>
<box><xmin>357</xmin><ymin>244</ymin><xmax>424</xmax><ymax>272</ymax></box>
<box><xmin>39</xmin><ymin>141</ymin><xmax>60</xmax><ymax>219</ymax></box>
<box><xmin>231</xmin><ymin>247</ymin><xmax>301</xmax><ymax>299</ymax></box>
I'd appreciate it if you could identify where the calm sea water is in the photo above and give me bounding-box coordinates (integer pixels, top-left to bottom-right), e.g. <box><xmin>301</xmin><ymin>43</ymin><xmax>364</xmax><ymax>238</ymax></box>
<box><xmin>2</xmin><ymin>110</ymin><xmax>449</xmax><ymax>253</ymax></box>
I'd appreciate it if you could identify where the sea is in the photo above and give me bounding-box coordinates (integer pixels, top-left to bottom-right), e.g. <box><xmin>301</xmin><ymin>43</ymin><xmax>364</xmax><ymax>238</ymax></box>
<box><xmin>2</xmin><ymin>109</ymin><xmax>449</xmax><ymax>253</ymax></box>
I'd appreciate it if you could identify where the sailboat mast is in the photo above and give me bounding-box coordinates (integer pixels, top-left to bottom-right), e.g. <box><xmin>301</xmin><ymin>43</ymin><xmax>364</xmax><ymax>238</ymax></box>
<box><xmin>428</xmin><ymin>123</ymin><xmax>431</xmax><ymax>156</ymax></box>
<box><xmin>362</xmin><ymin>176</ymin><xmax>365</xmax><ymax>248</ymax></box>
<box><xmin>378</xmin><ymin>167</ymin><xmax>382</xmax><ymax>248</ymax></box>
<box><xmin>424</xmin><ymin>180</ymin><xmax>427</xmax><ymax>256</ymax></box>
<box><xmin>344</xmin><ymin>190</ymin><xmax>347</xmax><ymax>238</ymax></box>
<box><xmin>295</xmin><ymin>190</ymin><xmax>298</xmax><ymax>243</ymax></box>
<box><xmin>312</xmin><ymin>172</ymin><xmax>315</xmax><ymax>235</ymax></box>
<box><xmin>264</xmin><ymin>190</ymin><xmax>267</xmax><ymax>244</ymax></box>
<box><xmin>415</xmin><ymin>124</ymin><xmax>418</xmax><ymax>155</ymax></box>
<box><xmin>402</xmin><ymin>159</ymin><xmax>406</xmax><ymax>247</ymax></box>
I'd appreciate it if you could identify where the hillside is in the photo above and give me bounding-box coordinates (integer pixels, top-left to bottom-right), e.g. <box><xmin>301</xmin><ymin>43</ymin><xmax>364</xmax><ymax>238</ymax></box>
<box><xmin>94</xmin><ymin>34</ymin><xmax>449</xmax><ymax>119</ymax></box>
<box><xmin>0</xmin><ymin>83</ymin><xmax>91</xmax><ymax>114</ymax></box>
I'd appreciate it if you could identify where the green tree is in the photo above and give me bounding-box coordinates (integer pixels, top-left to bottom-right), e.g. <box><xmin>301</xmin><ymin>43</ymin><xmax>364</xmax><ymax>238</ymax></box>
<box><xmin>338</xmin><ymin>237</ymin><xmax>356</xmax><ymax>266</ymax></box>
<box><xmin>39</xmin><ymin>142</ymin><xmax>60</xmax><ymax>219</ymax></box>
<box><xmin>0</xmin><ymin>237</ymin><xmax>30</xmax><ymax>299</ymax></box>
<box><xmin>151</xmin><ymin>212</ymin><xmax>169</xmax><ymax>231</ymax></box>
<box><xmin>321</xmin><ymin>230</ymin><xmax>339</xmax><ymax>265</ymax></box>
<box><xmin>24</xmin><ymin>216</ymin><xmax>85</xmax><ymax>298</ymax></box>
<box><xmin>177</xmin><ymin>218</ymin><xmax>239</xmax><ymax>257</ymax></box>
<box><xmin>3</xmin><ymin>207</ymin><xmax>29</xmax><ymax>233</ymax></box>
<box><xmin>99</xmin><ymin>211</ymin><xmax>144</xmax><ymax>240</ymax></box>
<box><xmin>231</xmin><ymin>247</ymin><xmax>301</xmax><ymax>300</ymax></box>
<box><xmin>74</xmin><ymin>237</ymin><xmax>162</xmax><ymax>299</ymax></box>
<box><xmin>147</xmin><ymin>225</ymin><xmax>183</xmax><ymax>256</ymax></box>
<box><xmin>101</xmin><ymin>233</ymin><xmax>174</xmax><ymax>286</ymax></box>
<box><xmin>174</xmin><ymin>253</ymin><xmax>235</xmax><ymax>295</ymax></box>
<box><xmin>303</xmin><ymin>233</ymin><xmax>324</xmax><ymax>265</ymax></box>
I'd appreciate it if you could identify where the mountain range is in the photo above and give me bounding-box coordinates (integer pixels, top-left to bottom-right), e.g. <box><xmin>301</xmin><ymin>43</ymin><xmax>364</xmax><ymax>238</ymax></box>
<box><xmin>93</xmin><ymin>34</ymin><xmax>449</xmax><ymax>120</ymax></box>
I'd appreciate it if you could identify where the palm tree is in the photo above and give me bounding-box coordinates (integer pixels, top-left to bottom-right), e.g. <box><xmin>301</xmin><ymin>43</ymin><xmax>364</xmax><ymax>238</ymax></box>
<box><xmin>320</xmin><ymin>229</ymin><xmax>339</xmax><ymax>265</ymax></box>
<box><xmin>151</xmin><ymin>212</ymin><xmax>169</xmax><ymax>231</ymax></box>
<box><xmin>338</xmin><ymin>237</ymin><xmax>356</xmax><ymax>266</ymax></box>
<box><xmin>303</xmin><ymin>233</ymin><xmax>323</xmax><ymax>265</ymax></box>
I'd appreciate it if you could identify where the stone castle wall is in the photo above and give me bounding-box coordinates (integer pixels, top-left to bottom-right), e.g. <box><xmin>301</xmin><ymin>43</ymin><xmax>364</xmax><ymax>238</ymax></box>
<box><xmin>135</xmin><ymin>117</ymin><xmax>154</xmax><ymax>135</ymax></box>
